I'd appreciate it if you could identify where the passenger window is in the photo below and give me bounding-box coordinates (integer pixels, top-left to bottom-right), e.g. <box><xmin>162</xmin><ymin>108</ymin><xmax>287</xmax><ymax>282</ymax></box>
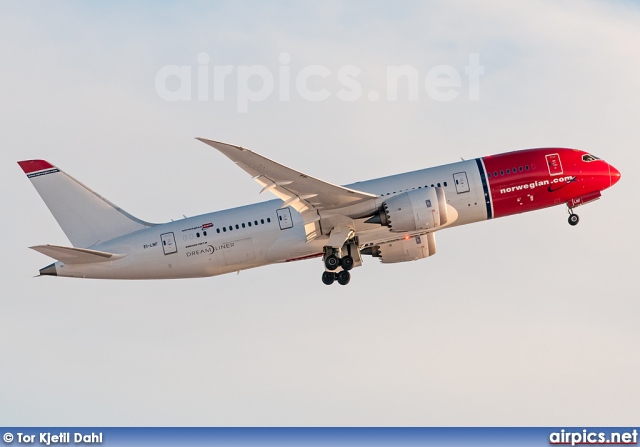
<box><xmin>494</xmin><ymin>171</ymin><xmax>498</xmax><ymax>177</ymax></box>
<box><xmin>196</xmin><ymin>232</ymin><xmax>200</xmax><ymax>238</ymax></box>
<box><xmin>487</xmin><ymin>172</ymin><xmax>491</xmax><ymax>178</ymax></box>
<box><xmin>235</xmin><ymin>224</ymin><xmax>239</xmax><ymax>230</ymax></box>
<box><xmin>500</xmin><ymin>170</ymin><xmax>504</xmax><ymax>175</ymax></box>
<box><xmin>525</xmin><ymin>165</ymin><xmax>530</xmax><ymax>170</ymax></box>
<box><xmin>242</xmin><ymin>223</ymin><xmax>245</xmax><ymax>228</ymax></box>
<box><xmin>254</xmin><ymin>220</ymin><xmax>258</xmax><ymax>225</ymax></box>
<box><xmin>261</xmin><ymin>219</ymin><xmax>265</xmax><ymax>224</ymax></box>
<box><xmin>203</xmin><ymin>231</ymin><xmax>207</xmax><ymax>236</ymax></box>
<box><xmin>437</xmin><ymin>183</ymin><xmax>441</xmax><ymax>187</ymax></box>
<box><xmin>216</xmin><ymin>228</ymin><xmax>220</xmax><ymax>234</ymax></box>
<box><xmin>229</xmin><ymin>226</ymin><xmax>233</xmax><ymax>231</ymax></box>
<box><xmin>444</xmin><ymin>181</ymin><xmax>447</xmax><ymax>186</ymax></box>
<box><xmin>267</xmin><ymin>218</ymin><xmax>271</xmax><ymax>223</ymax></box>
<box><xmin>519</xmin><ymin>166</ymin><xmax>523</xmax><ymax>172</ymax></box>
<box><xmin>223</xmin><ymin>227</ymin><xmax>226</xmax><ymax>232</ymax></box>
<box><xmin>248</xmin><ymin>222</ymin><xmax>252</xmax><ymax>227</ymax></box>
<box><xmin>506</xmin><ymin>169</ymin><xmax>510</xmax><ymax>174</ymax></box>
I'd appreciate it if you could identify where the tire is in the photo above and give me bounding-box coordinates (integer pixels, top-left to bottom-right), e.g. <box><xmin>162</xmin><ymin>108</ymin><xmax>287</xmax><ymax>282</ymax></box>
<box><xmin>337</xmin><ymin>270</ymin><xmax>351</xmax><ymax>286</ymax></box>
<box><xmin>568</xmin><ymin>214</ymin><xmax>579</xmax><ymax>226</ymax></box>
<box><xmin>325</xmin><ymin>254</ymin><xmax>340</xmax><ymax>271</ymax></box>
<box><xmin>322</xmin><ymin>271</ymin><xmax>335</xmax><ymax>285</ymax></box>
<box><xmin>341</xmin><ymin>255</ymin><xmax>354</xmax><ymax>271</ymax></box>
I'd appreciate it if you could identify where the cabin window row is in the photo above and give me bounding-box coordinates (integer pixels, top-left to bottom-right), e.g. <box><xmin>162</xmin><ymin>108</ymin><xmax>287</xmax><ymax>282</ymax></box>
<box><xmin>487</xmin><ymin>165</ymin><xmax>530</xmax><ymax>178</ymax></box>
<box><xmin>380</xmin><ymin>182</ymin><xmax>448</xmax><ymax>196</ymax></box>
<box><xmin>215</xmin><ymin>217</ymin><xmax>271</xmax><ymax>233</ymax></box>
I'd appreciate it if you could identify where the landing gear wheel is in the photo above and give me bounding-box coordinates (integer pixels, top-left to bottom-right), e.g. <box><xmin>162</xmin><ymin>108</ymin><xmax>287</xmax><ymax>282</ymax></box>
<box><xmin>341</xmin><ymin>255</ymin><xmax>354</xmax><ymax>271</ymax></box>
<box><xmin>568</xmin><ymin>214</ymin><xmax>580</xmax><ymax>226</ymax></box>
<box><xmin>324</xmin><ymin>254</ymin><xmax>340</xmax><ymax>271</ymax></box>
<box><xmin>322</xmin><ymin>271</ymin><xmax>336</xmax><ymax>285</ymax></box>
<box><xmin>336</xmin><ymin>270</ymin><xmax>351</xmax><ymax>286</ymax></box>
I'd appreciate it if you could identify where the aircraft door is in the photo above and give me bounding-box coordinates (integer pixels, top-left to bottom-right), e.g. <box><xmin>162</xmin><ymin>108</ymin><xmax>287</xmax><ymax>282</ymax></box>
<box><xmin>453</xmin><ymin>172</ymin><xmax>470</xmax><ymax>194</ymax></box>
<box><xmin>160</xmin><ymin>232</ymin><xmax>178</xmax><ymax>255</ymax></box>
<box><xmin>277</xmin><ymin>208</ymin><xmax>293</xmax><ymax>230</ymax></box>
<box><xmin>545</xmin><ymin>153</ymin><xmax>564</xmax><ymax>176</ymax></box>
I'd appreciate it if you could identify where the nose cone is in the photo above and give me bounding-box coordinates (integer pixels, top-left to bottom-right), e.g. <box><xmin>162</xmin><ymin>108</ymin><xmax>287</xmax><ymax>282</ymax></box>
<box><xmin>609</xmin><ymin>164</ymin><xmax>621</xmax><ymax>187</ymax></box>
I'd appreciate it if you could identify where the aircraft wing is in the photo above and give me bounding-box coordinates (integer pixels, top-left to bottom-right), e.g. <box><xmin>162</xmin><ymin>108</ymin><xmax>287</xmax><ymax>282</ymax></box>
<box><xmin>30</xmin><ymin>244</ymin><xmax>127</xmax><ymax>264</ymax></box>
<box><xmin>196</xmin><ymin>138</ymin><xmax>377</xmax><ymax>215</ymax></box>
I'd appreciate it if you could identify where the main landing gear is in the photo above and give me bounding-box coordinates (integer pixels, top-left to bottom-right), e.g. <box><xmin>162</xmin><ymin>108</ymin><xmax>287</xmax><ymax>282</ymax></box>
<box><xmin>567</xmin><ymin>207</ymin><xmax>580</xmax><ymax>226</ymax></box>
<box><xmin>322</xmin><ymin>270</ymin><xmax>351</xmax><ymax>286</ymax></box>
<box><xmin>321</xmin><ymin>242</ymin><xmax>357</xmax><ymax>286</ymax></box>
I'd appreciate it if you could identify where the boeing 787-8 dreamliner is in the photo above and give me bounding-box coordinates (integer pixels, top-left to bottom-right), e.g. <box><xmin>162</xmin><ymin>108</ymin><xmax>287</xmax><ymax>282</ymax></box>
<box><xmin>19</xmin><ymin>138</ymin><xmax>621</xmax><ymax>285</ymax></box>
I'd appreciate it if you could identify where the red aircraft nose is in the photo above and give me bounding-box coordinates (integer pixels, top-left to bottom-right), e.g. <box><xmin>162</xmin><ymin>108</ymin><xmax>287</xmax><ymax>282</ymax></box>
<box><xmin>609</xmin><ymin>164</ymin><xmax>621</xmax><ymax>187</ymax></box>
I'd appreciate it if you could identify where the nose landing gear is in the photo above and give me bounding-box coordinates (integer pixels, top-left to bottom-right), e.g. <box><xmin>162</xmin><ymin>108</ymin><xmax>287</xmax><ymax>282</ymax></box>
<box><xmin>568</xmin><ymin>213</ymin><xmax>580</xmax><ymax>226</ymax></box>
<box><xmin>567</xmin><ymin>207</ymin><xmax>579</xmax><ymax>226</ymax></box>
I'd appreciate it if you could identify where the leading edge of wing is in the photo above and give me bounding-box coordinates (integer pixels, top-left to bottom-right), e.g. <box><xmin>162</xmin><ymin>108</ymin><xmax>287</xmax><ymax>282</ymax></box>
<box><xmin>196</xmin><ymin>138</ymin><xmax>377</xmax><ymax>213</ymax></box>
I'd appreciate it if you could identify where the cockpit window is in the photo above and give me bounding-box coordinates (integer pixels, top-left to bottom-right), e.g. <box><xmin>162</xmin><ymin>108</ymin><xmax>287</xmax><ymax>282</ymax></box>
<box><xmin>582</xmin><ymin>154</ymin><xmax>600</xmax><ymax>162</ymax></box>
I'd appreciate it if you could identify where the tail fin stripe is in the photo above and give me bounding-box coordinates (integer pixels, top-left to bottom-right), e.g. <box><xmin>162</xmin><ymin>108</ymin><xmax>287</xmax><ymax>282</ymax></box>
<box><xmin>18</xmin><ymin>159</ymin><xmax>55</xmax><ymax>174</ymax></box>
<box><xmin>27</xmin><ymin>168</ymin><xmax>60</xmax><ymax>179</ymax></box>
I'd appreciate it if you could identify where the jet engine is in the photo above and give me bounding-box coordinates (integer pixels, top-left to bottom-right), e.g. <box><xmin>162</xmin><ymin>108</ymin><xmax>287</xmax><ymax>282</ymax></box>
<box><xmin>366</xmin><ymin>187</ymin><xmax>456</xmax><ymax>232</ymax></box>
<box><xmin>361</xmin><ymin>233</ymin><xmax>436</xmax><ymax>264</ymax></box>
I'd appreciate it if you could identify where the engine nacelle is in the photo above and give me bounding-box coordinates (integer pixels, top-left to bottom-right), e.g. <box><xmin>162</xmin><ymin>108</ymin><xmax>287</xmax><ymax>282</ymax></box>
<box><xmin>362</xmin><ymin>233</ymin><xmax>437</xmax><ymax>264</ymax></box>
<box><xmin>368</xmin><ymin>187</ymin><xmax>452</xmax><ymax>233</ymax></box>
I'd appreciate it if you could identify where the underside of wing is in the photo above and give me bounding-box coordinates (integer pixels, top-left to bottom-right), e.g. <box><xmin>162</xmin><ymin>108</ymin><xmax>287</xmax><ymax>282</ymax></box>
<box><xmin>196</xmin><ymin>138</ymin><xmax>377</xmax><ymax>215</ymax></box>
<box><xmin>30</xmin><ymin>245</ymin><xmax>127</xmax><ymax>264</ymax></box>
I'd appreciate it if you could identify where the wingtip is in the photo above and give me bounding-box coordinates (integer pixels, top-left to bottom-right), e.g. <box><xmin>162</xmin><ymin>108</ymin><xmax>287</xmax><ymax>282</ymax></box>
<box><xmin>195</xmin><ymin>138</ymin><xmax>246</xmax><ymax>151</ymax></box>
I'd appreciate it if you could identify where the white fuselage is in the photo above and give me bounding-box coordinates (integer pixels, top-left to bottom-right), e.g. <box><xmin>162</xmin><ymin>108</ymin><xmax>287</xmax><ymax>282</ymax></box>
<box><xmin>56</xmin><ymin>159</ymin><xmax>487</xmax><ymax>279</ymax></box>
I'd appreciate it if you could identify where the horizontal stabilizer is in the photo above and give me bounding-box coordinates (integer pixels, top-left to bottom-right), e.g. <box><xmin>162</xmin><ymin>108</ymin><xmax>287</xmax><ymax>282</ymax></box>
<box><xmin>30</xmin><ymin>244</ymin><xmax>127</xmax><ymax>265</ymax></box>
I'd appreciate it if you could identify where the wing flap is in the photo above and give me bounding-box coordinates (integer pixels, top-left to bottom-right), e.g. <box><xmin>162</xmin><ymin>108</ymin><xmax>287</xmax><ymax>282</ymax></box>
<box><xmin>30</xmin><ymin>244</ymin><xmax>127</xmax><ymax>264</ymax></box>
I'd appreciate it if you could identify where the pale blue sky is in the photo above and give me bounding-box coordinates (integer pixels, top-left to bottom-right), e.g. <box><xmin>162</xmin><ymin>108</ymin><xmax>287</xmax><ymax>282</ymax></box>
<box><xmin>1</xmin><ymin>0</ymin><xmax>639</xmax><ymax>426</ymax></box>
